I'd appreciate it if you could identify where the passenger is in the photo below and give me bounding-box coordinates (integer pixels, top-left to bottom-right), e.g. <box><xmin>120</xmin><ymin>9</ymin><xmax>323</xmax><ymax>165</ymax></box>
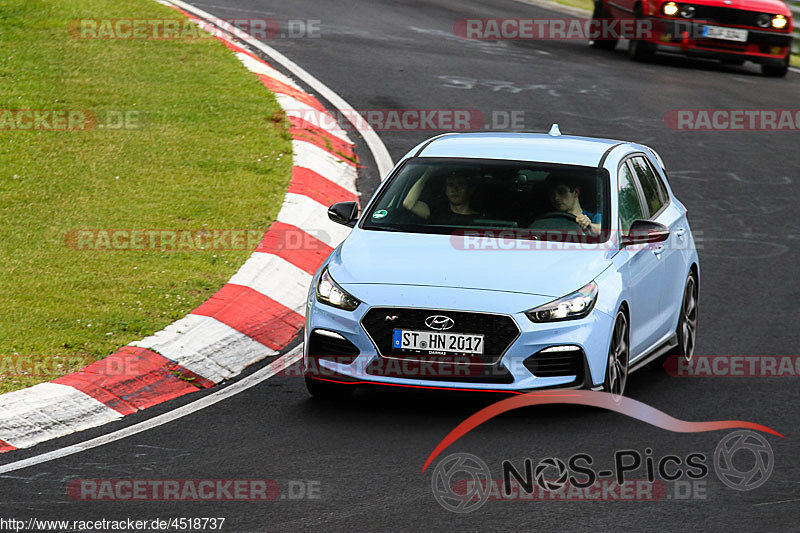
<box><xmin>402</xmin><ymin>168</ymin><xmax>481</xmax><ymax>225</ymax></box>
<box><xmin>544</xmin><ymin>175</ymin><xmax>601</xmax><ymax>236</ymax></box>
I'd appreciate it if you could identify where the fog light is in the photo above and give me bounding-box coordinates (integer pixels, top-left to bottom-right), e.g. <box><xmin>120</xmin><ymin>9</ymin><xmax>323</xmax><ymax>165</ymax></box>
<box><xmin>314</xmin><ymin>329</ymin><xmax>346</xmax><ymax>340</ymax></box>
<box><xmin>541</xmin><ymin>345</ymin><xmax>582</xmax><ymax>353</ymax></box>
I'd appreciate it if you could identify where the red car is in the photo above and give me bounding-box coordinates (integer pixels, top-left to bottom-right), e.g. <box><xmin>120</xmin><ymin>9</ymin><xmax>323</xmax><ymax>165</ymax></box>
<box><xmin>590</xmin><ymin>0</ymin><xmax>794</xmax><ymax>76</ymax></box>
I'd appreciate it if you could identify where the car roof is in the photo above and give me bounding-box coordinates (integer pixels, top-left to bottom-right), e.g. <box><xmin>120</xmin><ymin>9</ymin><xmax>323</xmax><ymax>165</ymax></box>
<box><xmin>416</xmin><ymin>132</ymin><xmax>628</xmax><ymax>167</ymax></box>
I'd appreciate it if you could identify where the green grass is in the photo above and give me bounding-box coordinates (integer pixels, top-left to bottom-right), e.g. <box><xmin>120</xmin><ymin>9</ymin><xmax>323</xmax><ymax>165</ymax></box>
<box><xmin>548</xmin><ymin>0</ymin><xmax>592</xmax><ymax>11</ymax></box>
<box><xmin>0</xmin><ymin>0</ymin><xmax>292</xmax><ymax>392</ymax></box>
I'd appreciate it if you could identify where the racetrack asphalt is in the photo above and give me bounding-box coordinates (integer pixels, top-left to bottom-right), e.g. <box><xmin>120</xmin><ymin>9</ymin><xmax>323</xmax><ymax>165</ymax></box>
<box><xmin>1</xmin><ymin>0</ymin><xmax>798</xmax><ymax>530</ymax></box>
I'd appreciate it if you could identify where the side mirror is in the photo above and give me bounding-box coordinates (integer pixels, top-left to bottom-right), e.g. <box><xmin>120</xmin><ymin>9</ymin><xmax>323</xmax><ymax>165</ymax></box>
<box><xmin>621</xmin><ymin>219</ymin><xmax>669</xmax><ymax>247</ymax></box>
<box><xmin>328</xmin><ymin>201</ymin><xmax>359</xmax><ymax>227</ymax></box>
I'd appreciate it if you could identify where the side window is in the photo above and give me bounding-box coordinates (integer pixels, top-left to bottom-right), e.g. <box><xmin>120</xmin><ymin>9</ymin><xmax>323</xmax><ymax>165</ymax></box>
<box><xmin>630</xmin><ymin>156</ymin><xmax>665</xmax><ymax>217</ymax></box>
<box><xmin>618</xmin><ymin>163</ymin><xmax>645</xmax><ymax>235</ymax></box>
<box><xmin>645</xmin><ymin>154</ymin><xmax>670</xmax><ymax>202</ymax></box>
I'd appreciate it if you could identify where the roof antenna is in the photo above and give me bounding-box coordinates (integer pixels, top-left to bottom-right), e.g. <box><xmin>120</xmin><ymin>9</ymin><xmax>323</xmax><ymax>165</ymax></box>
<box><xmin>548</xmin><ymin>123</ymin><xmax>561</xmax><ymax>136</ymax></box>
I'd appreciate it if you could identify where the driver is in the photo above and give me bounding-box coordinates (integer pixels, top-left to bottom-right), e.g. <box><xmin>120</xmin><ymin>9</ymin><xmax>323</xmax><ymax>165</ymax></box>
<box><xmin>402</xmin><ymin>168</ymin><xmax>481</xmax><ymax>225</ymax></box>
<box><xmin>543</xmin><ymin>175</ymin><xmax>601</xmax><ymax>236</ymax></box>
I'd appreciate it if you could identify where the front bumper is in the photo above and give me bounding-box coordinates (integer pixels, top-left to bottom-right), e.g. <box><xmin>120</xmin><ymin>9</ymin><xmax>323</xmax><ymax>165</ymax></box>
<box><xmin>303</xmin><ymin>286</ymin><xmax>615</xmax><ymax>392</ymax></box>
<box><xmin>646</xmin><ymin>17</ymin><xmax>792</xmax><ymax>63</ymax></box>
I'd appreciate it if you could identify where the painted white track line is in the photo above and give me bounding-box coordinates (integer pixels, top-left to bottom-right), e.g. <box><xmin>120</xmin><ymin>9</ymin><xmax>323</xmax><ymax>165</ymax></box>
<box><xmin>167</xmin><ymin>0</ymin><xmax>395</xmax><ymax>178</ymax></box>
<box><xmin>0</xmin><ymin>347</ymin><xmax>303</xmax><ymax>475</ymax></box>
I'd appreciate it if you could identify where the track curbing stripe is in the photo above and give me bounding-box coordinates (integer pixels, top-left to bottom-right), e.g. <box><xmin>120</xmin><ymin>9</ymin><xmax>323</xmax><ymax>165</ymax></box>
<box><xmin>0</xmin><ymin>0</ymin><xmax>392</xmax><ymax>455</ymax></box>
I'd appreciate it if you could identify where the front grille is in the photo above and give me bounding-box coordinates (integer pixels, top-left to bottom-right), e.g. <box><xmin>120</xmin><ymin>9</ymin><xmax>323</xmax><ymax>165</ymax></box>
<box><xmin>307</xmin><ymin>330</ymin><xmax>360</xmax><ymax>365</ymax></box>
<box><xmin>361</xmin><ymin>307</ymin><xmax>520</xmax><ymax>364</ymax></box>
<box><xmin>688</xmin><ymin>6</ymin><xmax>773</xmax><ymax>28</ymax></box>
<box><xmin>524</xmin><ymin>348</ymin><xmax>584</xmax><ymax>378</ymax></box>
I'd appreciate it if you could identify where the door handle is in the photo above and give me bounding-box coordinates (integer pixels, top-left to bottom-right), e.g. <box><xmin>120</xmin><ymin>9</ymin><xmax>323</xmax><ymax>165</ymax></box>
<box><xmin>653</xmin><ymin>245</ymin><xmax>665</xmax><ymax>258</ymax></box>
<box><xmin>674</xmin><ymin>228</ymin><xmax>686</xmax><ymax>238</ymax></box>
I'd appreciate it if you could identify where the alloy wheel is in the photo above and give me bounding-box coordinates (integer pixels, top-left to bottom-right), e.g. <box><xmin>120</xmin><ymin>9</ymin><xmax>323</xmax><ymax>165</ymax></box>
<box><xmin>605</xmin><ymin>311</ymin><xmax>629</xmax><ymax>398</ymax></box>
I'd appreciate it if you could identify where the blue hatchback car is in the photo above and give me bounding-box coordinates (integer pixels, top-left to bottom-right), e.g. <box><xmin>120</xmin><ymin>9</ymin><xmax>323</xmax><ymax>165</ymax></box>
<box><xmin>304</xmin><ymin>128</ymin><xmax>699</xmax><ymax>399</ymax></box>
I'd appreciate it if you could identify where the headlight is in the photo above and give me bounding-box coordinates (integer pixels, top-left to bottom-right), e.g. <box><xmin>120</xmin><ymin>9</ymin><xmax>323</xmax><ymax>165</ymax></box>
<box><xmin>316</xmin><ymin>267</ymin><xmax>360</xmax><ymax>311</ymax></box>
<box><xmin>757</xmin><ymin>14</ymin><xmax>772</xmax><ymax>27</ymax></box>
<box><xmin>662</xmin><ymin>2</ymin><xmax>679</xmax><ymax>16</ymax></box>
<box><xmin>679</xmin><ymin>4</ymin><xmax>695</xmax><ymax>18</ymax></box>
<box><xmin>771</xmin><ymin>15</ymin><xmax>787</xmax><ymax>29</ymax></box>
<box><xmin>525</xmin><ymin>281</ymin><xmax>598</xmax><ymax>322</ymax></box>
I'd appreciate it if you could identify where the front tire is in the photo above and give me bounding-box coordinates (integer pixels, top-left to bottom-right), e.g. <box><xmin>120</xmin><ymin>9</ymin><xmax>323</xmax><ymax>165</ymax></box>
<box><xmin>627</xmin><ymin>8</ymin><xmax>656</xmax><ymax>61</ymax></box>
<box><xmin>589</xmin><ymin>2</ymin><xmax>618</xmax><ymax>50</ymax></box>
<box><xmin>603</xmin><ymin>310</ymin><xmax>630</xmax><ymax>398</ymax></box>
<box><xmin>305</xmin><ymin>376</ymin><xmax>354</xmax><ymax>400</ymax></box>
<box><xmin>761</xmin><ymin>52</ymin><xmax>789</xmax><ymax>78</ymax></box>
<box><xmin>673</xmin><ymin>273</ymin><xmax>698</xmax><ymax>362</ymax></box>
<box><xmin>628</xmin><ymin>36</ymin><xmax>656</xmax><ymax>61</ymax></box>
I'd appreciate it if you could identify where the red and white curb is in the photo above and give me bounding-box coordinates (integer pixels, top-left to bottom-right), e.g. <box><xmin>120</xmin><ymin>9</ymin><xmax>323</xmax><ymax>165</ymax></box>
<box><xmin>0</xmin><ymin>5</ymin><xmax>377</xmax><ymax>454</ymax></box>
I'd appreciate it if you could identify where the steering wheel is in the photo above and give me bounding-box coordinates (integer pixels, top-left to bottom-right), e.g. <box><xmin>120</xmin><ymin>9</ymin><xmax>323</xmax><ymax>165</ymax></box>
<box><xmin>528</xmin><ymin>211</ymin><xmax>584</xmax><ymax>231</ymax></box>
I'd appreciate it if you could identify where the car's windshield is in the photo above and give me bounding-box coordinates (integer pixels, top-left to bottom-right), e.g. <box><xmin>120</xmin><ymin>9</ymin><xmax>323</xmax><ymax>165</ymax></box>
<box><xmin>361</xmin><ymin>157</ymin><xmax>609</xmax><ymax>242</ymax></box>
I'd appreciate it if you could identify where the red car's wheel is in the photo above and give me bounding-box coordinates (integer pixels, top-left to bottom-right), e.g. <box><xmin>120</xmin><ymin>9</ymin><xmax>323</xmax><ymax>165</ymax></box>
<box><xmin>627</xmin><ymin>7</ymin><xmax>656</xmax><ymax>61</ymax></box>
<box><xmin>589</xmin><ymin>1</ymin><xmax>618</xmax><ymax>50</ymax></box>
<box><xmin>761</xmin><ymin>52</ymin><xmax>789</xmax><ymax>78</ymax></box>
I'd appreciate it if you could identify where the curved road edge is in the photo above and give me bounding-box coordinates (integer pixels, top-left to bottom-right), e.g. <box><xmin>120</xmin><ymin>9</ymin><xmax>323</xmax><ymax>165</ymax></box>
<box><xmin>0</xmin><ymin>2</ymin><xmax>393</xmax><ymax>455</ymax></box>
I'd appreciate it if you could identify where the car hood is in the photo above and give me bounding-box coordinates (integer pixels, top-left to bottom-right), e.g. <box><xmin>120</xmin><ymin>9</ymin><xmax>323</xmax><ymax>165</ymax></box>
<box><xmin>328</xmin><ymin>228</ymin><xmax>614</xmax><ymax>298</ymax></box>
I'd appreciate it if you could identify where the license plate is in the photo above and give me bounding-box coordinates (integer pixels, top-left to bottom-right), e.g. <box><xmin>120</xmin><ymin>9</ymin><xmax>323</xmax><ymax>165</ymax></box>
<box><xmin>393</xmin><ymin>329</ymin><xmax>484</xmax><ymax>355</ymax></box>
<box><xmin>701</xmin><ymin>26</ymin><xmax>748</xmax><ymax>42</ymax></box>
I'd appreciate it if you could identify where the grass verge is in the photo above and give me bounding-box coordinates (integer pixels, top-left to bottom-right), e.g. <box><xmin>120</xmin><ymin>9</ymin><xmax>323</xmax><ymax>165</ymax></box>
<box><xmin>0</xmin><ymin>0</ymin><xmax>292</xmax><ymax>392</ymax></box>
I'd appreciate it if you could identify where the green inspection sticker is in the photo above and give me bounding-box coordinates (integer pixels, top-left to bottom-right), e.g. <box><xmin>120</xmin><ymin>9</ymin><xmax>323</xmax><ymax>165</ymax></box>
<box><xmin>372</xmin><ymin>209</ymin><xmax>388</xmax><ymax>219</ymax></box>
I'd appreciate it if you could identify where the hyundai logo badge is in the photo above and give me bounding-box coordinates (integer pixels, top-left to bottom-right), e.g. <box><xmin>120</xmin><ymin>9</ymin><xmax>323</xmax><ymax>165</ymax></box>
<box><xmin>425</xmin><ymin>315</ymin><xmax>455</xmax><ymax>331</ymax></box>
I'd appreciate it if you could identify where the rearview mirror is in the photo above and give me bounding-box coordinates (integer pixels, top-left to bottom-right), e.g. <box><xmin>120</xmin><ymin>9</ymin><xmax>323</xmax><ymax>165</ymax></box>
<box><xmin>328</xmin><ymin>201</ymin><xmax>359</xmax><ymax>227</ymax></box>
<box><xmin>621</xmin><ymin>219</ymin><xmax>669</xmax><ymax>247</ymax></box>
